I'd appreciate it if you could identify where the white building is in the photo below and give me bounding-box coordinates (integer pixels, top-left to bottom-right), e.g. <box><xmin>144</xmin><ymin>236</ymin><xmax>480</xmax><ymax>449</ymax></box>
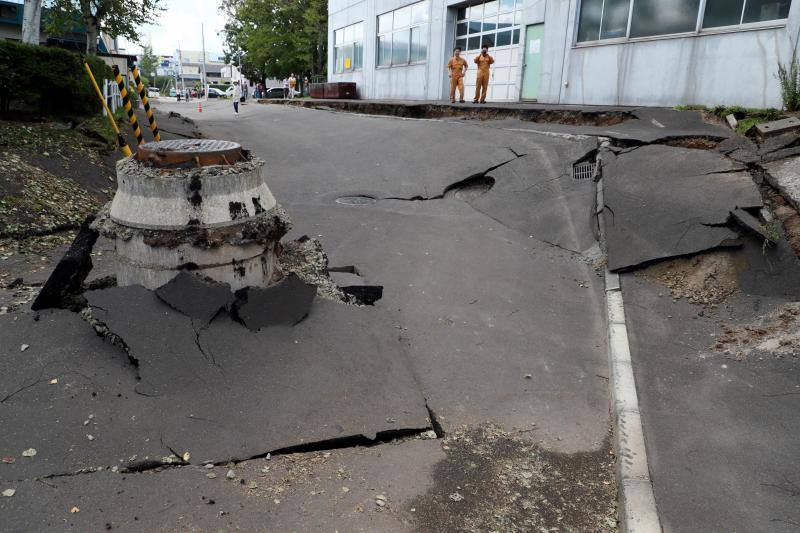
<box><xmin>328</xmin><ymin>0</ymin><xmax>798</xmax><ymax>107</ymax></box>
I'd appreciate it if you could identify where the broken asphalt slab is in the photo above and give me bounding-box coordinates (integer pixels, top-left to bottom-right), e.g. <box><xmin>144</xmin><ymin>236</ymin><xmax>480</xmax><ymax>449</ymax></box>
<box><xmin>1</xmin><ymin>287</ymin><xmax>430</xmax><ymax>480</ymax></box>
<box><xmin>621</xmin><ymin>273</ymin><xmax>800</xmax><ymax>533</ymax></box>
<box><xmin>155</xmin><ymin>271</ymin><xmax>236</xmax><ymax>324</ymax></box>
<box><xmin>87</xmin><ymin>285</ymin><xmax>430</xmax><ymax>463</ymax></box>
<box><xmin>467</xmin><ymin>137</ymin><xmax>600</xmax><ymax>253</ymax></box>
<box><xmin>602</xmin><ymin>144</ymin><xmax>763</xmax><ymax>271</ymax></box>
<box><xmin>284</xmin><ymin>199</ymin><xmax>610</xmax><ymax>453</ymax></box>
<box><xmin>233</xmin><ymin>274</ymin><xmax>317</xmax><ymax>330</ymax></box>
<box><xmin>763</xmin><ymin>156</ymin><xmax>800</xmax><ymax>212</ymax></box>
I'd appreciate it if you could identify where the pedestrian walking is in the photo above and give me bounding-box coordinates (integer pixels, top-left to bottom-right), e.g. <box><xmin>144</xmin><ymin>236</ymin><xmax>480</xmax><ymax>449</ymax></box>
<box><xmin>233</xmin><ymin>81</ymin><xmax>242</xmax><ymax>116</ymax></box>
<box><xmin>282</xmin><ymin>77</ymin><xmax>289</xmax><ymax>99</ymax></box>
<box><xmin>289</xmin><ymin>73</ymin><xmax>297</xmax><ymax>98</ymax></box>
<box><xmin>447</xmin><ymin>47</ymin><xmax>468</xmax><ymax>104</ymax></box>
<box><xmin>473</xmin><ymin>44</ymin><xmax>494</xmax><ymax>104</ymax></box>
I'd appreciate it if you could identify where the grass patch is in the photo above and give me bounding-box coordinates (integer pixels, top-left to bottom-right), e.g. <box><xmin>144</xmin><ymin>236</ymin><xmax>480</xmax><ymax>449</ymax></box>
<box><xmin>676</xmin><ymin>105</ymin><xmax>784</xmax><ymax>135</ymax></box>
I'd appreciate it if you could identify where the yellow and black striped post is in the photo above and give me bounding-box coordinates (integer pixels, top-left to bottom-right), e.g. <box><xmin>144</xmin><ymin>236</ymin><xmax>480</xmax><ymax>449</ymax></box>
<box><xmin>113</xmin><ymin>64</ymin><xmax>144</xmax><ymax>146</ymax></box>
<box><xmin>131</xmin><ymin>64</ymin><xmax>161</xmax><ymax>141</ymax></box>
<box><xmin>83</xmin><ymin>62</ymin><xmax>132</xmax><ymax>157</ymax></box>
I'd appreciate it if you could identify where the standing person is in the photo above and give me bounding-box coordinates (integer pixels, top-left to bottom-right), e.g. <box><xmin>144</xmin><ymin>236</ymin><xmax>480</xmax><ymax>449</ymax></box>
<box><xmin>282</xmin><ymin>77</ymin><xmax>289</xmax><ymax>99</ymax></box>
<box><xmin>473</xmin><ymin>44</ymin><xmax>494</xmax><ymax>104</ymax></box>
<box><xmin>288</xmin><ymin>73</ymin><xmax>297</xmax><ymax>98</ymax></box>
<box><xmin>447</xmin><ymin>47</ymin><xmax>468</xmax><ymax>104</ymax></box>
<box><xmin>303</xmin><ymin>76</ymin><xmax>309</xmax><ymax>96</ymax></box>
<box><xmin>233</xmin><ymin>81</ymin><xmax>242</xmax><ymax>116</ymax></box>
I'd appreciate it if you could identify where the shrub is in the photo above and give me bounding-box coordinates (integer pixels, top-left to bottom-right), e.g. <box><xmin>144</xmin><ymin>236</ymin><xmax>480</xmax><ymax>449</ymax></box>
<box><xmin>0</xmin><ymin>40</ymin><xmax>112</xmax><ymax>118</ymax></box>
<box><xmin>777</xmin><ymin>47</ymin><xmax>800</xmax><ymax>112</ymax></box>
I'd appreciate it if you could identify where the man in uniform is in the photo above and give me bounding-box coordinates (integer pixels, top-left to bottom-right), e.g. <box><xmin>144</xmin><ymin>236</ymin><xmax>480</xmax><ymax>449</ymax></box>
<box><xmin>473</xmin><ymin>44</ymin><xmax>495</xmax><ymax>104</ymax></box>
<box><xmin>447</xmin><ymin>47</ymin><xmax>468</xmax><ymax>104</ymax></box>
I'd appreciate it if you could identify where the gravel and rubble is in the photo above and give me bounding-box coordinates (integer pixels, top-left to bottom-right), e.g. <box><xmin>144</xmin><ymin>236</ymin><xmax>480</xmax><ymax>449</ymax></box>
<box><xmin>637</xmin><ymin>250</ymin><xmax>743</xmax><ymax>306</ymax></box>
<box><xmin>712</xmin><ymin>303</ymin><xmax>800</xmax><ymax>361</ymax></box>
<box><xmin>410</xmin><ymin>425</ymin><xmax>618</xmax><ymax>532</ymax></box>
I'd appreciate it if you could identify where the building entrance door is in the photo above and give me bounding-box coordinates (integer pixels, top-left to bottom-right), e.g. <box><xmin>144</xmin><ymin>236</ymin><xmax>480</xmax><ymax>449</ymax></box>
<box><xmin>521</xmin><ymin>24</ymin><xmax>544</xmax><ymax>101</ymax></box>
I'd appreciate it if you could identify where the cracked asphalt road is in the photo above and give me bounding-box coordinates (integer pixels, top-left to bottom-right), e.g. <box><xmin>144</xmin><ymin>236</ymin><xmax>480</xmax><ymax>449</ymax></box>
<box><xmin>1</xmin><ymin>98</ymin><xmax>616</xmax><ymax>531</ymax></box>
<box><xmin>7</xmin><ymin>97</ymin><xmax>797</xmax><ymax>532</ymax></box>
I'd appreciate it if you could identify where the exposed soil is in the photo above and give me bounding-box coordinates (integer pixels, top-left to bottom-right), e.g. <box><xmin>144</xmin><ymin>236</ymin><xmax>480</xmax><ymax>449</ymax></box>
<box><xmin>269</xmin><ymin>99</ymin><xmax>632</xmax><ymax>126</ymax></box>
<box><xmin>661</xmin><ymin>136</ymin><xmax>722</xmax><ymax>150</ymax></box>
<box><xmin>712</xmin><ymin>303</ymin><xmax>800</xmax><ymax>361</ymax></box>
<box><xmin>409</xmin><ymin>425</ymin><xmax>618</xmax><ymax>533</ymax></box>
<box><xmin>637</xmin><ymin>250</ymin><xmax>743</xmax><ymax>306</ymax></box>
<box><xmin>771</xmin><ymin>193</ymin><xmax>800</xmax><ymax>257</ymax></box>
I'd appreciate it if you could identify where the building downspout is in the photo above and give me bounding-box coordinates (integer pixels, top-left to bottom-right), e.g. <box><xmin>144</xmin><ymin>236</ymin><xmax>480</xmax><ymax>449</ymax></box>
<box><xmin>556</xmin><ymin>0</ymin><xmax>573</xmax><ymax>105</ymax></box>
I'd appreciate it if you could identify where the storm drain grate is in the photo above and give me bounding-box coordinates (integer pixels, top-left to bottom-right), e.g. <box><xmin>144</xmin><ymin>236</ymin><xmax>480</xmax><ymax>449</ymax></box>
<box><xmin>572</xmin><ymin>161</ymin><xmax>597</xmax><ymax>180</ymax></box>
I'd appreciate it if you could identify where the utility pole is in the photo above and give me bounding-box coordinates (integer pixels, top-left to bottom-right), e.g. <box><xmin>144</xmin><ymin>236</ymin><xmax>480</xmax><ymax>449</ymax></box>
<box><xmin>21</xmin><ymin>0</ymin><xmax>42</xmax><ymax>45</ymax></box>
<box><xmin>177</xmin><ymin>43</ymin><xmax>186</xmax><ymax>94</ymax></box>
<box><xmin>201</xmin><ymin>23</ymin><xmax>208</xmax><ymax>96</ymax></box>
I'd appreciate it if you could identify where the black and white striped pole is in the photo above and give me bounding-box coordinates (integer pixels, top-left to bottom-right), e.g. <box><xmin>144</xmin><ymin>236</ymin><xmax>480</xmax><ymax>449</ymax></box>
<box><xmin>113</xmin><ymin>64</ymin><xmax>144</xmax><ymax>146</ymax></box>
<box><xmin>130</xmin><ymin>64</ymin><xmax>161</xmax><ymax>141</ymax></box>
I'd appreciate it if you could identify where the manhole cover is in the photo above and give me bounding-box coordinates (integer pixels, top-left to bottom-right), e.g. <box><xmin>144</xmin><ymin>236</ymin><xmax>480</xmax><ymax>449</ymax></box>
<box><xmin>336</xmin><ymin>196</ymin><xmax>377</xmax><ymax>205</ymax></box>
<box><xmin>136</xmin><ymin>139</ymin><xmax>246</xmax><ymax>168</ymax></box>
<box><xmin>572</xmin><ymin>161</ymin><xmax>597</xmax><ymax>180</ymax></box>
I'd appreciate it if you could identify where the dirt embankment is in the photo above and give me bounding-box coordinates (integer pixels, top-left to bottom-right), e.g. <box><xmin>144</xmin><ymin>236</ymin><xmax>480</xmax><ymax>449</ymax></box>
<box><xmin>0</xmin><ymin>118</ymin><xmax>121</xmax><ymax>311</ymax></box>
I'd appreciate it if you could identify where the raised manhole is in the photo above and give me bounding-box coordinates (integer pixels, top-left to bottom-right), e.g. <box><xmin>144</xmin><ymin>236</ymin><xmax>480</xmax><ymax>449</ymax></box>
<box><xmin>572</xmin><ymin>161</ymin><xmax>597</xmax><ymax>180</ymax></box>
<box><xmin>136</xmin><ymin>139</ymin><xmax>246</xmax><ymax>168</ymax></box>
<box><xmin>336</xmin><ymin>195</ymin><xmax>377</xmax><ymax>205</ymax></box>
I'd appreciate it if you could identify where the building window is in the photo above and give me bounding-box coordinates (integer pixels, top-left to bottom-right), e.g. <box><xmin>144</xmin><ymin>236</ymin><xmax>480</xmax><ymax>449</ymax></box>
<box><xmin>576</xmin><ymin>0</ymin><xmax>792</xmax><ymax>43</ymax></box>
<box><xmin>704</xmin><ymin>0</ymin><xmax>792</xmax><ymax>28</ymax></box>
<box><xmin>334</xmin><ymin>22</ymin><xmax>364</xmax><ymax>73</ymax></box>
<box><xmin>455</xmin><ymin>0</ymin><xmax>522</xmax><ymax>53</ymax></box>
<box><xmin>377</xmin><ymin>1</ymin><xmax>429</xmax><ymax>67</ymax></box>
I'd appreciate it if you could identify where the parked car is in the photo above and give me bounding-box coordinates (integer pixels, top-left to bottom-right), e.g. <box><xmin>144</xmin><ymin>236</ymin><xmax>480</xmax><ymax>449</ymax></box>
<box><xmin>147</xmin><ymin>87</ymin><xmax>160</xmax><ymax>98</ymax></box>
<box><xmin>264</xmin><ymin>87</ymin><xmax>285</xmax><ymax>98</ymax></box>
<box><xmin>206</xmin><ymin>87</ymin><xmax>224</xmax><ymax>98</ymax></box>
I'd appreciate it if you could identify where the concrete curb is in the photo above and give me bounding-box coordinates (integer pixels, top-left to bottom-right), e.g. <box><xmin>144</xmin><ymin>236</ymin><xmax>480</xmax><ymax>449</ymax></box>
<box><xmin>605</xmin><ymin>274</ymin><xmax>662</xmax><ymax>533</ymax></box>
<box><xmin>596</xmin><ymin>146</ymin><xmax>662</xmax><ymax>533</ymax></box>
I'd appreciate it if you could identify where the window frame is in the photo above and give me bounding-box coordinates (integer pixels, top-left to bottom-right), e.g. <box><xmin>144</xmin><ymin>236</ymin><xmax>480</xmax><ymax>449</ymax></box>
<box><xmin>454</xmin><ymin>0</ymin><xmax>523</xmax><ymax>53</ymax></box>
<box><xmin>573</xmin><ymin>0</ymin><xmax>792</xmax><ymax>48</ymax></box>
<box><xmin>376</xmin><ymin>1</ymin><xmax>430</xmax><ymax>68</ymax></box>
<box><xmin>334</xmin><ymin>21</ymin><xmax>364</xmax><ymax>74</ymax></box>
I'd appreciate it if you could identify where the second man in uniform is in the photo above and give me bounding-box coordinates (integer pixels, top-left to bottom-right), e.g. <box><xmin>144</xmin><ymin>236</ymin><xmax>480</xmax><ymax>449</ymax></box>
<box><xmin>473</xmin><ymin>44</ymin><xmax>495</xmax><ymax>104</ymax></box>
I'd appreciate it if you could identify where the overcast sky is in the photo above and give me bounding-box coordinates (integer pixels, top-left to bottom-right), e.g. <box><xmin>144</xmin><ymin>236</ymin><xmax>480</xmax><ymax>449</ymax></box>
<box><xmin>118</xmin><ymin>0</ymin><xmax>228</xmax><ymax>57</ymax></box>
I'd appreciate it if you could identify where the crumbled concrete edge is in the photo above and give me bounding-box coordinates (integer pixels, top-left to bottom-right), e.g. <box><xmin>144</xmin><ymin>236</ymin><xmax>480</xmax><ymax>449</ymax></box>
<box><xmin>92</xmin><ymin>202</ymin><xmax>293</xmax><ymax>249</ymax></box>
<box><xmin>278</xmin><ymin>237</ymin><xmax>351</xmax><ymax>304</ymax></box>
<box><xmin>597</xmin><ymin>144</ymin><xmax>663</xmax><ymax>533</ymax></box>
<box><xmin>116</xmin><ymin>153</ymin><xmax>265</xmax><ymax>180</ymax></box>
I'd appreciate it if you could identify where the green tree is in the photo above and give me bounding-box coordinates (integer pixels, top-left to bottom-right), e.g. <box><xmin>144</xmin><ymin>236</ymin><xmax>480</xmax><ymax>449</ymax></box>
<box><xmin>44</xmin><ymin>0</ymin><xmax>164</xmax><ymax>55</ymax></box>
<box><xmin>139</xmin><ymin>42</ymin><xmax>159</xmax><ymax>79</ymax></box>
<box><xmin>220</xmin><ymin>0</ymin><xmax>327</xmax><ymax>82</ymax></box>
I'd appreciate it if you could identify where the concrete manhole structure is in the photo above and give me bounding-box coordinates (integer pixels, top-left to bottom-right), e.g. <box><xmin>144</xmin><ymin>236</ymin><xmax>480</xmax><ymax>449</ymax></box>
<box><xmin>94</xmin><ymin>139</ymin><xmax>292</xmax><ymax>290</ymax></box>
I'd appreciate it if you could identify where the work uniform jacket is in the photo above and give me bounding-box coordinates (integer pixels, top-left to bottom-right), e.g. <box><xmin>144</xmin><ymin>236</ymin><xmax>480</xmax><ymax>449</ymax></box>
<box><xmin>474</xmin><ymin>53</ymin><xmax>494</xmax><ymax>77</ymax></box>
<box><xmin>448</xmin><ymin>57</ymin><xmax>468</xmax><ymax>78</ymax></box>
